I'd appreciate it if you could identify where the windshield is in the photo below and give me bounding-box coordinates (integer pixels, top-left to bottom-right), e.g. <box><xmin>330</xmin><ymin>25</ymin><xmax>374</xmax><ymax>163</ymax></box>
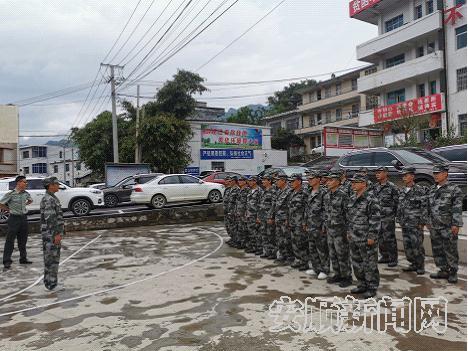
<box><xmin>114</xmin><ymin>176</ymin><xmax>134</xmax><ymax>187</ymax></box>
<box><xmin>392</xmin><ymin>149</ymin><xmax>448</xmax><ymax>164</ymax></box>
<box><xmin>282</xmin><ymin>167</ymin><xmax>308</xmax><ymax>176</ymax></box>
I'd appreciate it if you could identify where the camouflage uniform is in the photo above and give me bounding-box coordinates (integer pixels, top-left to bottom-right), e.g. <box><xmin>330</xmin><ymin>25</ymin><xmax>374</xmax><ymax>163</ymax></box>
<box><xmin>271</xmin><ymin>184</ymin><xmax>293</xmax><ymax>261</ymax></box>
<box><xmin>223</xmin><ymin>185</ymin><xmax>232</xmax><ymax>237</ymax></box>
<box><xmin>227</xmin><ymin>185</ymin><xmax>240</xmax><ymax>245</ymax></box>
<box><xmin>372</xmin><ymin>180</ymin><xmax>399</xmax><ymax>263</ymax></box>
<box><xmin>347</xmin><ymin>182</ymin><xmax>381</xmax><ymax>292</ymax></box>
<box><xmin>40</xmin><ymin>188</ymin><xmax>65</xmax><ymax>290</ymax></box>
<box><xmin>246</xmin><ymin>186</ymin><xmax>261</xmax><ymax>251</ymax></box>
<box><xmin>288</xmin><ymin>183</ymin><xmax>308</xmax><ymax>266</ymax></box>
<box><xmin>235</xmin><ymin>185</ymin><xmax>249</xmax><ymax>248</ymax></box>
<box><xmin>339</xmin><ymin>179</ymin><xmax>353</xmax><ymax>198</ymax></box>
<box><xmin>427</xmin><ymin>179</ymin><xmax>464</xmax><ymax>275</ymax></box>
<box><xmin>324</xmin><ymin>186</ymin><xmax>351</xmax><ymax>281</ymax></box>
<box><xmin>397</xmin><ymin>183</ymin><xmax>427</xmax><ymax>270</ymax></box>
<box><xmin>304</xmin><ymin>185</ymin><xmax>329</xmax><ymax>275</ymax></box>
<box><xmin>259</xmin><ymin>186</ymin><xmax>276</xmax><ymax>256</ymax></box>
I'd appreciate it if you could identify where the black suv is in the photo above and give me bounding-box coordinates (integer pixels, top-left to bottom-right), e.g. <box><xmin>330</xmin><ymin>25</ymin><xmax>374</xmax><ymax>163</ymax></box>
<box><xmin>333</xmin><ymin>147</ymin><xmax>467</xmax><ymax>193</ymax></box>
<box><xmin>103</xmin><ymin>173</ymin><xmax>163</xmax><ymax>207</ymax></box>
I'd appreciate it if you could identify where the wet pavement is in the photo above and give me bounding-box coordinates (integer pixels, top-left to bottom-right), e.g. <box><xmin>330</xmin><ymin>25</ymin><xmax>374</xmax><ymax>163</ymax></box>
<box><xmin>0</xmin><ymin>222</ymin><xmax>466</xmax><ymax>351</ymax></box>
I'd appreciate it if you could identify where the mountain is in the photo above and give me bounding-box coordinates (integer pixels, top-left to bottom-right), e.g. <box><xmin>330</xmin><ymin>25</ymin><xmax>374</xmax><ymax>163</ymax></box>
<box><xmin>221</xmin><ymin>104</ymin><xmax>269</xmax><ymax>120</ymax></box>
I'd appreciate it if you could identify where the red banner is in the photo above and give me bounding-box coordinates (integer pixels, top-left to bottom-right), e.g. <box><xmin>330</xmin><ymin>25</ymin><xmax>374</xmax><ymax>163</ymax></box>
<box><xmin>374</xmin><ymin>94</ymin><xmax>443</xmax><ymax>124</ymax></box>
<box><xmin>349</xmin><ymin>0</ymin><xmax>382</xmax><ymax>17</ymax></box>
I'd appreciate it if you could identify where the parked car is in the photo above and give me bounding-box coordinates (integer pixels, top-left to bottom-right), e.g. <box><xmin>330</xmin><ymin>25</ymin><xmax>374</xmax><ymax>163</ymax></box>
<box><xmin>199</xmin><ymin>170</ymin><xmax>218</xmax><ymax>178</ymax></box>
<box><xmin>302</xmin><ymin>156</ymin><xmax>339</xmax><ymax>171</ymax></box>
<box><xmin>103</xmin><ymin>173</ymin><xmax>163</xmax><ymax>207</ymax></box>
<box><xmin>432</xmin><ymin>144</ymin><xmax>467</xmax><ymax>164</ymax></box>
<box><xmin>257</xmin><ymin>166</ymin><xmax>310</xmax><ymax>179</ymax></box>
<box><xmin>332</xmin><ymin>147</ymin><xmax>467</xmax><ymax>193</ymax></box>
<box><xmin>202</xmin><ymin>171</ymin><xmax>242</xmax><ymax>185</ymax></box>
<box><xmin>130</xmin><ymin>174</ymin><xmax>224</xmax><ymax>209</ymax></box>
<box><xmin>0</xmin><ymin>176</ymin><xmax>104</xmax><ymax>223</ymax></box>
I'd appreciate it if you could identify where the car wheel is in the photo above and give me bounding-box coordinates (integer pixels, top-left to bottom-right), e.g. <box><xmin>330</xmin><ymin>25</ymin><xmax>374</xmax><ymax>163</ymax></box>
<box><xmin>104</xmin><ymin>194</ymin><xmax>119</xmax><ymax>208</ymax></box>
<box><xmin>415</xmin><ymin>180</ymin><xmax>433</xmax><ymax>189</ymax></box>
<box><xmin>151</xmin><ymin>194</ymin><xmax>166</xmax><ymax>209</ymax></box>
<box><xmin>208</xmin><ymin>190</ymin><xmax>222</xmax><ymax>203</ymax></box>
<box><xmin>71</xmin><ymin>198</ymin><xmax>92</xmax><ymax>216</ymax></box>
<box><xmin>0</xmin><ymin>209</ymin><xmax>9</xmax><ymax>224</ymax></box>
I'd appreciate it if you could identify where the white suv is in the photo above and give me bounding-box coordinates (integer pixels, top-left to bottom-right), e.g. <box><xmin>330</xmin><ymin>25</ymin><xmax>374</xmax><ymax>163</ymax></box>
<box><xmin>0</xmin><ymin>177</ymin><xmax>104</xmax><ymax>223</ymax></box>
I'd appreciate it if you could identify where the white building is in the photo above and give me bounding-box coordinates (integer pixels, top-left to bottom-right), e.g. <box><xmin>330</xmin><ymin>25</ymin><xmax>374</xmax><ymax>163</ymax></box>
<box><xmin>0</xmin><ymin>105</ymin><xmax>19</xmax><ymax>177</ymax></box>
<box><xmin>19</xmin><ymin>144</ymin><xmax>91</xmax><ymax>186</ymax></box>
<box><xmin>351</xmin><ymin>0</ymin><xmax>467</xmax><ymax>144</ymax></box>
<box><xmin>186</xmin><ymin>121</ymin><xmax>287</xmax><ymax>176</ymax></box>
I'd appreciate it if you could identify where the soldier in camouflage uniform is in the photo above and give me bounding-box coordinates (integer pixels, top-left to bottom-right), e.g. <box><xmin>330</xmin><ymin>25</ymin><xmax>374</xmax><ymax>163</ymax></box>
<box><xmin>288</xmin><ymin>174</ymin><xmax>309</xmax><ymax>271</ymax></box>
<box><xmin>40</xmin><ymin>177</ymin><xmax>65</xmax><ymax>291</ymax></box>
<box><xmin>323</xmin><ymin>171</ymin><xmax>352</xmax><ymax>287</ymax></box>
<box><xmin>270</xmin><ymin>174</ymin><xmax>293</xmax><ymax>264</ymax></box>
<box><xmin>373</xmin><ymin>166</ymin><xmax>399</xmax><ymax>267</ymax></box>
<box><xmin>235</xmin><ymin>176</ymin><xmax>250</xmax><ymax>250</ymax></box>
<box><xmin>339</xmin><ymin>169</ymin><xmax>353</xmax><ymax>198</ymax></box>
<box><xmin>347</xmin><ymin>174</ymin><xmax>381</xmax><ymax>298</ymax></box>
<box><xmin>245</xmin><ymin>176</ymin><xmax>262</xmax><ymax>254</ymax></box>
<box><xmin>427</xmin><ymin>164</ymin><xmax>464</xmax><ymax>283</ymax></box>
<box><xmin>304</xmin><ymin>171</ymin><xmax>329</xmax><ymax>280</ymax></box>
<box><xmin>227</xmin><ymin>177</ymin><xmax>240</xmax><ymax>248</ymax></box>
<box><xmin>223</xmin><ymin>176</ymin><xmax>234</xmax><ymax>246</ymax></box>
<box><xmin>396</xmin><ymin>166</ymin><xmax>427</xmax><ymax>275</ymax></box>
<box><xmin>258</xmin><ymin>176</ymin><xmax>277</xmax><ymax>259</ymax></box>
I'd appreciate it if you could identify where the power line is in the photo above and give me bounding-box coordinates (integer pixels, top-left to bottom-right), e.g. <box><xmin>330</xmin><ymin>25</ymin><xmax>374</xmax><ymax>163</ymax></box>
<box><xmin>196</xmin><ymin>0</ymin><xmax>288</xmax><ymax>71</ymax></box>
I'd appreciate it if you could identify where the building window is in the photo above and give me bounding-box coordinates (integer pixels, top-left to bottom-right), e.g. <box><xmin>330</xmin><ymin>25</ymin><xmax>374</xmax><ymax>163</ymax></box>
<box><xmin>32</xmin><ymin>163</ymin><xmax>47</xmax><ymax>174</ymax></box>
<box><xmin>429</xmin><ymin>81</ymin><xmax>437</xmax><ymax>94</ymax></box>
<box><xmin>385</xmin><ymin>14</ymin><xmax>404</xmax><ymax>32</ymax></box>
<box><xmin>22</xmin><ymin>151</ymin><xmax>29</xmax><ymax>159</ymax></box>
<box><xmin>364</xmin><ymin>67</ymin><xmax>377</xmax><ymax>76</ymax></box>
<box><xmin>459</xmin><ymin>114</ymin><xmax>467</xmax><ymax>136</ymax></box>
<box><xmin>366</xmin><ymin>95</ymin><xmax>379</xmax><ymax>110</ymax></box>
<box><xmin>456</xmin><ymin>0</ymin><xmax>466</xmax><ymax>6</ymax></box>
<box><xmin>351</xmin><ymin>78</ymin><xmax>358</xmax><ymax>91</ymax></box>
<box><xmin>308</xmin><ymin>116</ymin><xmax>315</xmax><ymax>127</ymax></box>
<box><xmin>387</xmin><ymin>89</ymin><xmax>405</xmax><ymax>105</ymax></box>
<box><xmin>23</xmin><ymin>167</ymin><xmax>29</xmax><ymax>175</ymax></box>
<box><xmin>317</xmin><ymin>90</ymin><xmax>321</xmax><ymax>101</ymax></box>
<box><xmin>326</xmin><ymin>111</ymin><xmax>332</xmax><ymax>123</ymax></box>
<box><xmin>325</xmin><ymin>86</ymin><xmax>331</xmax><ymax>98</ymax></box>
<box><xmin>385</xmin><ymin>54</ymin><xmax>405</xmax><ymax>68</ymax></box>
<box><xmin>65</xmin><ymin>164</ymin><xmax>70</xmax><ymax>172</ymax></box>
<box><xmin>417</xmin><ymin>46</ymin><xmax>424</xmax><ymax>57</ymax></box>
<box><xmin>418</xmin><ymin>83</ymin><xmax>426</xmax><ymax>97</ymax></box>
<box><xmin>32</xmin><ymin>146</ymin><xmax>47</xmax><ymax>158</ymax></box>
<box><xmin>286</xmin><ymin>118</ymin><xmax>299</xmax><ymax>131</ymax></box>
<box><xmin>456</xmin><ymin>25</ymin><xmax>467</xmax><ymax>50</ymax></box>
<box><xmin>76</xmin><ymin>162</ymin><xmax>81</xmax><ymax>171</ymax></box>
<box><xmin>457</xmin><ymin>67</ymin><xmax>467</xmax><ymax>91</ymax></box>
<box><xmin>53</xmin><ymin>165</ymin><xmax>58</xmax><ymax>173</ymax></box>
<box><xmin>270</xmin><ymin>122</ymin><xmax>281</xmax><ymax>135</ymax></box>
<box><xmin>59</xmin><ymin>151</ymin><xmax>63</xmax><ymax>158</ymax></box>
<box><xmin>316</xmin><ymin>113</ymin><xmax>322</xmax><ymax>125</ymax></box>
<box><xmin>426</xmin><ymin>1</ymin><xmax>434</xmax><ymax>14</ymax></box>
<box><xmin>351</xmin><ymin>104</ymin><xmax>360</xmax><ymax>117</ymax></box>
<box><xmin>335</xmin><ymin>82</ymin><xmax>342</xmax><ymax>95</ymax></box>
<box><xmin>415</xmin><ymin>5</ymin><xmax>423</xmax><ymax>19</ymax></box>
<box><xmin>336</xmin><ymin>108</ymin><xmax>342</xmax><ymax>121</ymax></box>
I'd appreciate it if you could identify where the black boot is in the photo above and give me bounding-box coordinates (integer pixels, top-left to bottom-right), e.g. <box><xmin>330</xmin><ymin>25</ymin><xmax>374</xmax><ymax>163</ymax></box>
<box><xmin>430</xmin><ymin>271</ymin><xmax>449</xmax><ymax>279</ymax></box>
<box><xmin>351</xmin><ymin>286</ymin><xmax>367</xmax><ymax>294</ymax></box>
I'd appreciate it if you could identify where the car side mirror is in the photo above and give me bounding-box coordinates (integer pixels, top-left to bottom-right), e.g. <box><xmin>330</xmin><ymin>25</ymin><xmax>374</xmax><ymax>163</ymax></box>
<box><xmin>391</xmin><ymin>159</ymin><xmax>403</xmax><ymax>170</ymax></box>
<box><xmin>122</xmin><ymin>184</ymin><xmax>133</xmax><ymax>189</ymax></box>
<box><xmin>59</xmin><ymin>185</ymin><xmax>66</xmax><ymax>190</ymax></box>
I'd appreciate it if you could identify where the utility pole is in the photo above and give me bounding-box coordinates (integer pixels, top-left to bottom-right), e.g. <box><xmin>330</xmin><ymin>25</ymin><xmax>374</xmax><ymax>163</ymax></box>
<box><xmin>135</xmin><ymin>84</ymin><xmax>141</xmax><ymax>163</ymax></box>
<box><xmin>63</xmin><ymin>145</ymin><xmax>66</xmax><ymax>185</ymax></box>
<box><xmin>71</xmin><ymin>147</ymin><xmax>75</xmax><ymax>187</ymax></box>
<box><xmin>101</xmin><ymin>63</ymin><xmax>124</xmax><ymax>163</ymax></box>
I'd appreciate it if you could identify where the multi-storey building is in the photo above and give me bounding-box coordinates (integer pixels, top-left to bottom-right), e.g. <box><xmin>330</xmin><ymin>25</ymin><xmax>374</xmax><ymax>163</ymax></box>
<box><xmin>19</xmin><ymin>145</ymin><xmax>91</xmax><ymax>186</ymax></box>
<box><xmin>0</xmin><ymin>105</ymin><xmax>19</xmax><ymax>177</ymax></box>
<box><xmin>351</xmin><ymin>0</ymin><xmax>466</xmax><ymax>144</ymax></box>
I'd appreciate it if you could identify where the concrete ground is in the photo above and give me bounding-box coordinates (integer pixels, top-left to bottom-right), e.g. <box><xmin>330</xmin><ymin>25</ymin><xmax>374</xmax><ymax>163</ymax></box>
<box><xmin>0</xmin><ymin>222</ymin><xmax>466</xmax><ymax>351</ymax></box>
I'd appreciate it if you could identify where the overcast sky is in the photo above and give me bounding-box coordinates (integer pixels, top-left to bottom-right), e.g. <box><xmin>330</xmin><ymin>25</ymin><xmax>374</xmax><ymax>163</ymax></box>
<box><xmin>0</xmin><ymin>0</ymin><xmax>377</xmax><ymax>142</ymax></box>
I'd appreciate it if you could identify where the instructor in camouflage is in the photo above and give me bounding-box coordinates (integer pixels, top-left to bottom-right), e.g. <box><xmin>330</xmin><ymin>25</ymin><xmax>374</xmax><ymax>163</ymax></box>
<box><xmin>245</xmin><ymin>176</ymin><xmax>262</xmax><ymax>254</ymax></box>
<box><xmin>40</xmin><ymin>176</ymin><xmax>65</xmax><ymax>291</ymax></box>
<box><xmin>258</xmin><ymin>176</ymin><xmax>276</xmax><ymax>259</ymax></box>
<box><xmin>288</xmin><ymin>174</ymin><xmax>308</xmax><ymax>271</ymax></box>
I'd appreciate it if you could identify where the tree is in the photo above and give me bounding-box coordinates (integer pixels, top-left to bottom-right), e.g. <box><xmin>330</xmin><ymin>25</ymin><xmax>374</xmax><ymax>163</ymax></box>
<box><xmin>226</xmin><ymin>106</ymin><xmax>265</xmax><ymax>125</ymax></box>
<box><xmin>271</xmin><ymin>128</ymin><xmax>305</xmax><ymax>151</ymax></box>
<box><xmin>70</xmin><ymin>111</ymin><xmax>135</xmax><ymax>177</ymax></box>
<box><xmin>145</xmin><ymin>69</ymin><xmax>208</xmax><ymax>119</ymax></box>
<box><xmin>266</xmin><ymin>79</ymin><xmax>317</xmax><ymax>115</ymax></box>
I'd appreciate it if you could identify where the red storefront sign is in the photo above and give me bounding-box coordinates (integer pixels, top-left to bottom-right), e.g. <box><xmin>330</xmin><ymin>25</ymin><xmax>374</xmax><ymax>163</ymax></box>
<box><xmin>349</xmin><ymin>0</ymin><xmax>382</xmax><ymax>17</ymax></box>
<box><xmin>373</xmin><ymin>94</ymin><xmax>443</xmax><ymax>124</ymax></box>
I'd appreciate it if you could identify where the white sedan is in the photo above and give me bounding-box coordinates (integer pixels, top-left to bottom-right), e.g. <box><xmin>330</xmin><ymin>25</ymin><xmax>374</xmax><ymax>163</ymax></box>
<box><xmin>130</xmin><ymin>174</ymin><xmax>224</xmax><ymax>209</ymax></box>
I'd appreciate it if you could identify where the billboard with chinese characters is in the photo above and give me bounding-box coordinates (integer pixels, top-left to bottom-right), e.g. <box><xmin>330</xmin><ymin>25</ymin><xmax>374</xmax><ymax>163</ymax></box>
<box><xmin>201</xmin><ymin>124</ymin><xmax>262</xmax><ymax>149</ymax></box>
<box><xmin>200</xmin><ymin>149</ymin><xmax>254</xmax><ymax>160</ymax></box>
<box><xmin>349</xmin><ymin>0</ymin><xmax>382</xmax><ymax>17</ymax></box>
<box><xmin>374</xmin><ymin>94</ymin><xmax>444</xmax><ymax>124</ymax></box>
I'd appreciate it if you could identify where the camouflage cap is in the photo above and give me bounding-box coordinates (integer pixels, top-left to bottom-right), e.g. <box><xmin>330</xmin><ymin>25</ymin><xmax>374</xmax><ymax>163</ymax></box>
<box><xmin>400</xmin><ymin>166</ymin><xmax>416</xmax><ymax>175</ymax></box>
<box><xmin>276</xmin><ymin>174</ymin><xmax>288</xmax><ymax>180</ymax></box>
<box><xmin>238</xmin><ymin>175</ymin><xmax>247</xmax><ymax>181</ymax></box>
<box><xmin>319</xmin><ymin>170</ymin><xmax>329</xmax><ymax>178</ymax></box>
<box><xmin>224</xmin><ymin>175</ymin><xmax>232</xmax><ymax>181</ymax></box>
<box><xmin>42</xmin><ymin>176</ymin><xmax>60</xmax><ymax>188</ymax></box>
<box><xmin>247</xmin><ymin>175</ymin><xmax>259</xmax><ymax>182</ymax></box>
<box><xmin>288</xmin><ymin>173</ymin><xmax>303</xmax><ymax>181</ymax></box>
<box><xmin>327</xmin><ymin>171</ymin><xmax>342</xmax><ymax>180</ymax></box>
<box><xmin>375</xmin><ymin>166</ymin><xmax>388</xmax><ymax>172</ymax></box>
<box><xmin>307</xmin><ymin>170</ymin><xmax>320</xmax><ymax>179</ymax></box>
<box><xmin>350</xmin><ymin>174</ymin><xmax>368</xmax><ymax>182</ymax></box>
<box><xmin>433</xmin><ymin>164</ymin><xmax>449</xmax><ymax>173</ymax></box>
<box><xmin>261</xmin><ymin>175</ymin><xmax>273</xmax><ymax>181</ymax></box>
<box><xmin>357</xmin><ymin>167</ymin><xmax>369</xmax><ymax>174</ymax></box>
